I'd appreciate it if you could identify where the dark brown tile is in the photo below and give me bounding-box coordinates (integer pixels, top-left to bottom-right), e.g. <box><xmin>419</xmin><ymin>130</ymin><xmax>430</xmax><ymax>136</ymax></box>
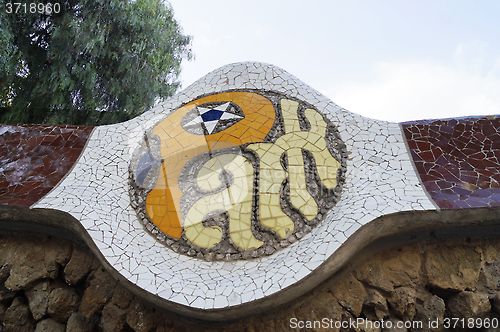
<box><xmin>0</xmin><ymin>124</ymin><xmax>94</xmax><ymax>207</ymax></box>
<box><xmin>402</xmin><ymin>115</ymin><xmax>500</xmax><ymax>209</ymax></box>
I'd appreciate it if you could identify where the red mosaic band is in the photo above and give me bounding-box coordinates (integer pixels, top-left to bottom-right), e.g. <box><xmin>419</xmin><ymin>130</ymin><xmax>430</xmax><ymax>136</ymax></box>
<box><xmin>0</xmin><ymin>124</ymin><xmax>94</xmax><ymax>207</ymax></box>
<box><xmin>402</xmin><ymin>116</ymin><xmax>500</xmax><ymax>209</ymax></box>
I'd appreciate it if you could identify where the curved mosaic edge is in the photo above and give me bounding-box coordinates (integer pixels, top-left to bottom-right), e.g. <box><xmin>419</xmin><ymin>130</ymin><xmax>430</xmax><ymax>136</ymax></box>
<box><xmin>30</xmin><ymin>62</ymin><xmax>437</xmax><ymax>314</ymax></box>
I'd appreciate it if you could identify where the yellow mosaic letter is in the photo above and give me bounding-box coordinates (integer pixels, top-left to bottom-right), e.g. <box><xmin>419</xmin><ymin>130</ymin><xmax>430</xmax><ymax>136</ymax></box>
<box><xmin>247</xmin><ymin>142</ymin><xmax>292</xmax><ymax>238</ymax></box>
<box><xmin>184</xmin><ymin>154</ymin><xmax>263</xmax><ymax>250</ymax></box>
<box><xmin>248</xmin><ymin>99</ymin><xmax>341</xmax><ymax>238</ymax></box>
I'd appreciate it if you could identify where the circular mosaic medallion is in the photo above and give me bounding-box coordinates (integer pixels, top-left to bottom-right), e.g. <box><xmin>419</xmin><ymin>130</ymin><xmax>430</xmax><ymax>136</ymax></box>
<box><xmin>129</xmin><ymin>90</ymin><xmax>347</xmax><ymax>261</ymax></box>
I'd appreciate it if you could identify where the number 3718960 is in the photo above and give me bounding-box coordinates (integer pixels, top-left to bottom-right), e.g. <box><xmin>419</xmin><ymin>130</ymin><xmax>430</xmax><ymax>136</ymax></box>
<box><xmin>5</xmin><ymin>2</ymin><xmax>61</xmax><ymax>14</ymax></box>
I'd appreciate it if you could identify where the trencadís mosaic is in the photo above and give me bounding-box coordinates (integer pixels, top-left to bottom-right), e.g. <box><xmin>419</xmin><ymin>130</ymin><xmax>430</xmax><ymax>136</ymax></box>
<box><xmin>5</xmin><ymin>61</ymin><xmax>498</xmax><ymax>317</ymax></box>
<box><xmin>129</xmin><ymin>90</ymin><xmax>347</xmax><ymax>261</ymax></box>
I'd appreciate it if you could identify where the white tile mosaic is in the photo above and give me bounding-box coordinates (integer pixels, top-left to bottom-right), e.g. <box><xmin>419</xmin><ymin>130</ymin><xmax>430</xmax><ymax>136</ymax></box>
<box><xmin>32</xmin><ymin>62</ymin><xmax>436</xmax><ymax>313</ymax></box>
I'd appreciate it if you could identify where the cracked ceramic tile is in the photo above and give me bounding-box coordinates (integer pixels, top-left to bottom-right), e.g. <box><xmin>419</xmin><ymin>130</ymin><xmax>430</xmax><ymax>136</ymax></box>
<box><xmin>0</xmin><ymin>61</ymin><xmax>449</xmax><ymax>314</ymax></box>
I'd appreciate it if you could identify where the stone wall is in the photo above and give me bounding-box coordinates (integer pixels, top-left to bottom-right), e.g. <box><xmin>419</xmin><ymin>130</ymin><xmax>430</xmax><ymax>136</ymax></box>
<box><xmin>0</xmin><ymin>232</ymin><xmax>499</xmax><ymax>332</ymax></box>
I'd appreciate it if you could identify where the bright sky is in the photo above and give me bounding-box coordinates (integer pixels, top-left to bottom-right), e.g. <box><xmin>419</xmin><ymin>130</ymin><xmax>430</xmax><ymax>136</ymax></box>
<box><xmin>168</xmin><ymin>0</ymin><xmax>500</xmax><ymax>122</ymax></box>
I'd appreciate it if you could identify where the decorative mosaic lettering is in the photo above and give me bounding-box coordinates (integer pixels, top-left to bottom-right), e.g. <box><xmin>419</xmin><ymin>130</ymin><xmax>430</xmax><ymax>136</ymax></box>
<box><xmin>184</xmin><ymin>154</ymin><xmax>262</xmax><ymax>250</ymax></box>
<box><xmin>11</xmin><ymin>62</ymin><xmax>463</xmax><ymax>312</ymax></box>
<box><xmin>247</xmin><ymin>99</ymin><xmax>341</xmax><ymax>238</ymax></box>
<box><xmin>129</xmin><ymin>90</ymin><xmax>347</xmax><ymax>260</ymax></box>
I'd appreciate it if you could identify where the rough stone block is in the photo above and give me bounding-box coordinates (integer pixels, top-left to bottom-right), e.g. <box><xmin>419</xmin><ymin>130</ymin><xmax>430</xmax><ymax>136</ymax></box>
<box><xmin>387</xmin><ymin>287</ymin><xmax>416</xmax><ymax>321</ymax></box>
<box><xmin>3</xmin><ymin>297</ymin><xmax>36</xmax><ymax>332</ymax></box>
<box><xmin>4</xmin><ymin>243</ymin><xmax>51</xmax><ymax>291</ymax></box>
<box><xmin>425</xmin><ymin>245</ymin><xmax>482</xmax><ymax>291</ymax></box>
<box><xmin>414</xmin><ymin>294</ymin><xmax>445</xmax><ymax>332</ymax></box>
<box><xmin>99</xmin><ymin>303</ymin><xmax>127</xmax><ymax>332</ymax></box>
<box><xmin>79</xmin><ymin>267</ymin><xmax>117</xmax><ymax>318</ymax></box>
<box><xmin>63</xmin><ymin>245</ymin><xmax>95</xmax><ymax>286</ymax></box>
<box><xmin>380</xmin><ymin>245</ymin><xmax>421</xmax><ymax>288</ymax></box>
<box><xmin>34</xmin><ymin>318</ymin><xmax>65</xmax><ymax>332</ymax></box>
<box><xmin>126</xmin><ymin>300</ymin><xmax>159</xmax><ymax>332</ymax></box>
<box><xmin>67</xmin><ymin>312</ymin><xmax>98</xmax><ymax>332</ymax></box>
<box><xmin>25</xmin><ymin>280</ymin><xmax>51</xmax><ymax>320</ymax></box>
<box><xmin>48</xmin><ymin>285</ymin><xmax>81</xmax><ymax>323</ymax></box>
<box><xmin>447</xmin><ymin>291</ymin><xmax>491</xmax><ymax>319</ymax></box>
<box><xmin>331</xmin><ymin>272</ymin><xmax>367</xmax><ymax>317</ymax></box>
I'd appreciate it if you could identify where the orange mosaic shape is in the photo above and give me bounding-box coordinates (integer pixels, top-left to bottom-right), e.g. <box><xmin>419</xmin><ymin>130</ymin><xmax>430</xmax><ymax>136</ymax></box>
<box><xmin>145</xmin><ymin>92</ymin><xmax>276</xmax><ymax>239</ymax></box>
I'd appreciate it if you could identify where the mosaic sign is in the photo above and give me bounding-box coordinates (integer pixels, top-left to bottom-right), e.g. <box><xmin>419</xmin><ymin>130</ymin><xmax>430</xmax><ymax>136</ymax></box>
<box><xmin>129</xmin><ymin>90</ymin><xmax>347</xmax><ymax>260</ymax></box>
<box><xmin>0</xmin><ymin>62</ymin><xmax>461</xmax><ymax>315</ymax></box>
<box><xmin>4</xmin><ymin>62</ymin><xmax>499</xmax><ymax>316</ymax></box>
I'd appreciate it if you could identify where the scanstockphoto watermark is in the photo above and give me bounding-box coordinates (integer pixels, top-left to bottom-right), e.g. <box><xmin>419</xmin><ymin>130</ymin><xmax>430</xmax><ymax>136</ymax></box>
<box><xmin>289</xmin><ymin>317</ymin><xmax>427</xmax><ymax>330</ymax></box>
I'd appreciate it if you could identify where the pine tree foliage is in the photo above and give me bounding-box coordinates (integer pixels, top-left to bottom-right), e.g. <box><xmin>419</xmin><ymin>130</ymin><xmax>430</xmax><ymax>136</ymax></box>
<box><xmin>0</xmin><ymin>0</ymin><xmax>191</xmax><ymax>125</ymax></box>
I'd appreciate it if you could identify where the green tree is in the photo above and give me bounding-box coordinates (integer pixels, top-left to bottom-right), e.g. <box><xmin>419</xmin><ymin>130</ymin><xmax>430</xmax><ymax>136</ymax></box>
<box><xmin>0</xmin><ymin>0</ymin><xmax>191</xmax><ymax>125</ymax></box>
